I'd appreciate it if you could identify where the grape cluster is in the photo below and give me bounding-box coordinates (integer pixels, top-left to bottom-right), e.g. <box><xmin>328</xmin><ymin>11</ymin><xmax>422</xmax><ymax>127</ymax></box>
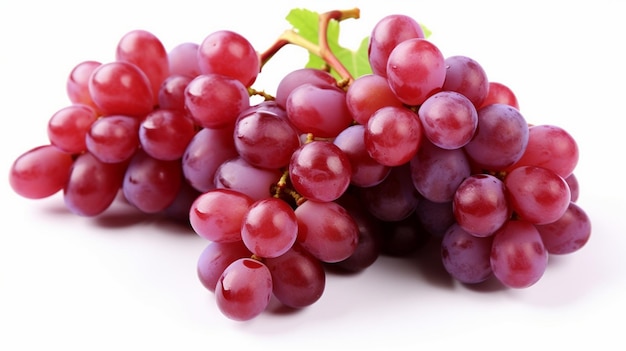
<box><xmin>8</xmin><ymin>9</ymin><xmax>592</xmax><ymax>322</ymax></box>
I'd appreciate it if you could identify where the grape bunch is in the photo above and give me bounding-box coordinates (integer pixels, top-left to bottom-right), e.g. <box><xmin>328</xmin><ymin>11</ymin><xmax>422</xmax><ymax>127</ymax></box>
<box><xmin>8</xmin><ymin>8</ymin><xmax>592</xmax><ymax>322</ymax></box>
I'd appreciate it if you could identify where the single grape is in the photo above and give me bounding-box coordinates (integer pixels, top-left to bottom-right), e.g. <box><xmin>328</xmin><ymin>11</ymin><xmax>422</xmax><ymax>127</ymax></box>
<box><xmin>286</xmin><ymin>83</ymin><xmax>353</xmax><ymax>138</ymax></box>
<box><xmin>241</xmin><ymin>197</ymin><xmax>298</xmax><ymax>258</ymax></box>
<box><xmin>441</xmin><ymin>55</ymin><xmax>489</xmax><ymax>108</ymax></box>
<box><xmin>289</xmin><ymin>141</ymin><xmax>352</xmax><ymax>202</ymax></box>
<box><xmin>157</xmin><ymin>74</ymin><xmax>193</xmax><ymax>112</ymax></box>
<box><xmin>88</xmin><ymin>61</ymin><xmax>154</xmax><ymax>118</ymax></box>
<box><xmin>86</xmin><ymin>115</ymin><xmax>140</xmax><ymax>163</ymax></box>
<box><xmin>386</xmin><ymin>38</ymin><xmax>445</xmax><ymax>105</ymax></box>
<box><xmin>233</xmin><ymin>109</ymin><xmax>301</xmax><ymax>169</ymax></box>
<box><xmin>122</xmin><ymin>149</ymin><xmax>182</xmax><ymax>213</ymax></box>
<box><xmin>417</xmin><ymin>91</ymin><xmax>478</xmax><ymax>149</ymax></box>
<box><xmin>364</xmin><ymin>106</ymin><xmax>423</xmax><ymax>167</ymax></box>
<box><xmin>215</xmin><ymin>258</ymin><xmax>273</xmax><ymax>321</ymax></box>
<box><xmin>167</xmin><ymin>42</ymin><xmax>201</xmax><ymax>78</ymax></box>
<box><xmin>189</xmin><ymin>189</ymin><xmax>254</xmax><ymax>242</ymax></box>
<box><xmin>490</xmin><ymin>220</ymin><xmax>548</xmax><ymax>289</ymax></box>
<box><xmin>453</xmin><ymin>174</ymin><xmax>510</xmax><ymax>237</ymax></box>
<box><xmin>409</xmin><ymin>140</ymin><xmax>471</xmax><ymax>203</ymax></box>
<box><xmin>139</xmin><ymin>108</ymin><xmax>196</xmax><ymax>161</ymax></box>
<box><xmin>295</xmin><ymin>200</ymin><xmax>359</xmax><ymax>263</ymax></box>
<box><xmin>505</xmin><ymin>165</ymin><xmax>571</xmax><ymax>225</ymax></box>
<box><xmin>184</xmin><ymin>73</ymin><xmax>250</xmax><ymax>129</ymax></box>
<box><xmin>197</xmin><ymin>30</ymin><xmax>260</xmax><ymax>87</ymax></box>
<box><xmin>463</xmin><ymin>103</ymin><xmax>529</xmax><ymax>171</ymax></box>
<box><xmin>264</xmin><ymin>244</ymin><xmax>326</xmax><ymax>309</ymax></box>
<box><xmin>63</xmin><ymin>152</ymin><xmax>126</xmax><ymax>216</ymax></box>
<box><xmin>441</xmin><ymin>223</ymin><xmax>494</xmax><ymax>284</ymax></box>
<box><xmin>479</xmin><ymin>82</ymin><xmax>519</xmax><ymax>110</ymax></box>
<box><xmin>66</xmin><ymin>60</ymin><xmax>102</xmax><ymax>111</ymax></box>
<box><xmin>197</xmin><ymin>241</ymin><xmax>252</xmax><ymax>292</ymax></box>
<box><xmin>535</xmin><ymin>201</ymin><xmax>591</xmax><ymax>255</ymax></box>
<box><xmin>9</xmin><ymin>145</ymin><xmax>74</xmax><ymax>199</ymax></box>
<box><xmin>47</xmin><ymin>104</ymin><xmax>98</xmax><ymax>154</ymax></box>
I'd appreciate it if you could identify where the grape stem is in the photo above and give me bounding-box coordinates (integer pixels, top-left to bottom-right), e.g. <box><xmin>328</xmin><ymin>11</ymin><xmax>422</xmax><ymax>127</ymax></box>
<box><xmin>259</xmin><ymin>8</ymin><xmax>360</xmax><ymax>84</ymax></box>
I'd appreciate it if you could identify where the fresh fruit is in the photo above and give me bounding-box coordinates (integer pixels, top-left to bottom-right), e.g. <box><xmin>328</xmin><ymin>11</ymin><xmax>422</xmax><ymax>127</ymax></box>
<box><xmin>7</xmin><ymin>7</ymin><xmax>592</xmax><ymax>322</ymax></box>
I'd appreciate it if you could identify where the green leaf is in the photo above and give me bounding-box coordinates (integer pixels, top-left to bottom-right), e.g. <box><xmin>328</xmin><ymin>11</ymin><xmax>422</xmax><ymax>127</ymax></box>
<box><xmin>421</xmin><ymin>23</ymin><xmax>432</xmax><ymax>39</ymax></box>
<box><xmin>285</xmin><ymin>8</ymin><xmax>372</xmax><ymax>80</ymax></box>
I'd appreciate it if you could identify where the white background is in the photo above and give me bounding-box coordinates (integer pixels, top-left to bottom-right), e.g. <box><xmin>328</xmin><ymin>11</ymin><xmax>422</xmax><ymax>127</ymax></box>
<box><xmin>1</xmin><ymin>1</ymin><xmax>624</xmax><ymax>350</ymax></box>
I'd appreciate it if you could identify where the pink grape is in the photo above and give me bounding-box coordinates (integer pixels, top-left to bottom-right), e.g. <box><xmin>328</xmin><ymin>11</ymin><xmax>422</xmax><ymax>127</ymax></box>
<box><xmin>535</xmin><ymin>202</ymin><xmax>591</xmax><ymax>255</ymax></box>
<box><xmin>86</xmin><ymin>115</ymin><xmax>140</xmax><ymax>163</ymax></box>
<box><xmin>490</xmin><ymin>220</ymin><xmax>548</xmax><ymax>289</ymax></box>
<box><xmin>215</xmin><ymin>258</ymin><xmax>272</xmax><ymax>321</ymax></box>
<box><xmin>167</xmin><ymin>42</ymin><xmax>201</xmax><ymax>78</ymax></box>
<box><xmin>241</xmin><ymin>197</ymin><xmax>298</xmax><ymax>258</ymax></box>
<box><xmin>441</xmin><ymin>223</ymin><xmax>494</xmax><ymax>284</ymax></box>
<box><xmin>286</xmin><ymin>83</ymin><xmax>353</xmax><ymax>138</ymax></box>
<box><xmin>386</xmin><ymin>38</ymin><xmax>445</xmax><ymax>105</ymax></box>
<box><xmin>63</xmin><ymin>152</ymin><xmax>126</xmax><ymax>216</ymax></box>
<box><xmin>9</xmin><ymin>145</ymin><xmax>74</xmax><ymax>199</ymax></box>
<box><xmin>233</xmin><ymin>109</ymin><xmax>301</xmax><ymax>169</ymax></box>
<box><xmin>88</xmin><ymin>61</ymin><xmax>154</xmax><ymax>118</ymax></box>
<box><xmin>66</xmin><ymin>60</ymin><xmax>101</xmax><ymax>111</ymax></box>
<box><xmin>441</xmin><ymin>55</ymin><xmax>489</xmax><ymax>108</ymax></box>
<box><xmin>505</xmin><ymin>165</ymin><xmax>571</xmax><ymax>225</ymax></box>
<box><xmin>47</xmin><ymin>104</ymin><xmax>98</xmax><ymax>154</ymax></box>
<box><xmin>139</xmin><ymin>108</ymin><xmax>196</xmax><ymax>161</ymax></box>
<box><xmin>479</xmin><ymin>82</ymin><xmax>519</xmax><ymax>110</ymax></box>
<box><xmin>410</xmin><ymin>140</ymin><xmax>471</xmax><ymax>203</ymax></box>
<box><xmin>157</xmin><ymin>74</ymin><xmax>193</xmax><ymax>112</ymax></box>
<box><xmin>453</xmin><ymin>174</ymin><xmax>510</xmax><ymax>237</ymax></box>
<box><xmin>184</xmin><ymin>73</ymin><xmax>250</xmax><ymax>129</ymax></box>
<box><xmin>464</xmin><ymin>103</ymin><xmax>529</xmax><ymax>171</ymax></box>
<box><xmin>364</xmin><ymin>106</ymin><xmax>423</xmax><ymax>166</ymax></box>
<box><xmin>295</xmin><ymin>200</ymin><xmax>359</xmax><ymax>263</ymax></box>
<box><xmin>122</xmin><ymin>150</ymin><xmax>182</xmax><ymax>213</ymax></box>
<box><xmin>197</xmin><ymin>30</ymin><xmax>260</xmax><ymax>87</ymax></box>
<box><xmin>264</xmin><ymin>244</ymin><xmax>326</xmax><ymax>308</ymax></box>
<box><xmin>189</xmin><ymin>189</ymin><xmax>254</xmax><ymax>242</ymax></box>
<box><xmin>289</xmin><ymin>141</ymin><xmax>352</xmax><ymax>202</ymax></box>
<box><xmin>417</xmin><ymin>91</ymin><xmax>478</xmax><ymax>149</ymax></box>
